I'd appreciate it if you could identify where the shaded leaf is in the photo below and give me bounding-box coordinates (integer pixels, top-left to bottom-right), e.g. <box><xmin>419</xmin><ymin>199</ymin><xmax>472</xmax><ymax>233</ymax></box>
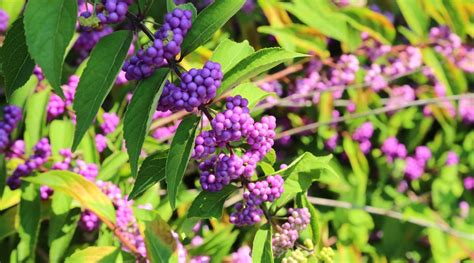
<box><xmin>49</xmin><ymin>193</ymin><xmax>81</xmax><ymax>263</ymax></box>
<box><xmin>72</xmin><ymin>31</ymin><xmax>133</xmax><ymax>150</ymax></box>
<box><xmin>1</xmin><ymin>18</ymin><xmax>35</xmax><ymax>99</ymax></box>
<box><xmin>129</xmin><ymin>150</ymin><xmax>168</xmax><ymax>200</ymax></box>
<box><xmin>188</xmin><ymin>185</ymin><xmax>237</xmax><ymax>219</ymax></box>
<box><xmin>24</xmin><ymin>0</ymin><xmax>77</xmax><ymax>96</ymax></box>
<box><xmin>144</xmin><ymin>217</ymin><xmax>177</xmax><ymax>263</ymax></box>
<box><xmin>17</xmin><ymin>182</ymin><xmax>41</xmax><ymax>262</ymax></box>
<box><xmin>166</xmin><ymin>114</ymin><xmax>201</xmax><ymax>209</ymax></box>
<box><xmin>124</xmin><ymin>68</ymin><xmax>169</xmax><ymax>177</ymax></box>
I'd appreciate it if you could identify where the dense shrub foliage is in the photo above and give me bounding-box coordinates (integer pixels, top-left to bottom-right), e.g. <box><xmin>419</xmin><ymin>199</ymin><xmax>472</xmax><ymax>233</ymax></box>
<box><xmin>0</xmin><ymin>0</ymin><xmax>473</xmax><ymax>262</ymax></box>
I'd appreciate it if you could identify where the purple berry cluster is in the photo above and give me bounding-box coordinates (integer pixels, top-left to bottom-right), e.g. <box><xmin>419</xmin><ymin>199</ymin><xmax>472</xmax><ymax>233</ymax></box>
<box><xmin>79</xmin><ymin>209</ymin><xmax>100</xmax><ymax>231</ymax></box>
<box><xmin>404</xmin><ymin>146</ymin><xmax>432</xmax><ymax>180</ymax></box>
<box><xmin>272</xmin><ymin>208</ymin><xmax>310</xmax><ymax>256</ymax></box>
<box><xmin>193</xmin><ymin>96</ymin><xmax>276</xmax><ymax>192</ymax></box>
<box><xmin>96</xmin><ymin>0</ymin><xmax>134</xmax><ymax>24</ymax></box>
<box><xmin>386</xmin><ymin>85</ymin><xmax>416</xmax><ymax>112</ymax></box>
<box><xmin>7</xmin><ymin>138</ymin><xmax>51</xmax><ymax>190</ymax></box>
<box><xmin>123</xmin><ymin>8</ymin><xmax>193</xmax><ymax>80</ymax></box>
<box><xmin>352</xmin><ymin>122</ymin><xmax>374</xmax><ymax>154</ymax></box>
<box><xmin>0</xmin><ymin>105</ymin><xmax>22</xmax><ymax>152</ymax></box>
<box><xmin>381</xmin><ymin>137</ymin><xmax>407</xmax><ymax>163</ymax></box>
<box><xmin>73</xmin><ymin>26</ymin><xmax>113</xmax><ymax>63</ymax></box>
<box><xmin>229</xmin><ymin>202</ymin><xmax>264</xmax><ymax>226</ymax></box>
<box><xmin>446</xmin><ymin>151</ymin><xmax>459</xmax><ymax>166</ymax></box>
<box><xmin>157</xmin><ymin>61</ymin><xmax>223</xmax><ymax>112</ymax></box>
<box><xmin>6</xmin><ymin>140</ymin><xmax>25</xmax><ymax>159</ymax></box>
<box><xmin>359</xmin><ymin>32</ymin><xmax>391</xmax><ymax>62</ymax></box>
<box><xmin>0</xmin><ymin>9</ymin><xmax>9</xmax><ymax>33</ymax></box>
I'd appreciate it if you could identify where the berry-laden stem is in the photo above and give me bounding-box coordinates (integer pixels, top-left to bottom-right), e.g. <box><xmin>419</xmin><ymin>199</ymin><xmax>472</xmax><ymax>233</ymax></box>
<box><xmin>102</xmin><ymin>220</ymin><xmax>147</xmax><ymax>262</ymax></box>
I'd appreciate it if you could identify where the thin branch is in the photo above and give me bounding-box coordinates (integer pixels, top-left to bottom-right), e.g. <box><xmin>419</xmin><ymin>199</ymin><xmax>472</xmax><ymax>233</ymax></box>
<box><xmin>276</xmin><ymin>94</ymin><xmax>474</xmax><ymax>140</ymax></box>
<box><xmin>306</xmin><ymin>196</ymin><xmax>474</xmax><ymax>241</ymax></box>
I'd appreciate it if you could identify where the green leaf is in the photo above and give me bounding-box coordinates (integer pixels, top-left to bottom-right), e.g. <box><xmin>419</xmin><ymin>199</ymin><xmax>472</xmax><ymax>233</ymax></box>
<box><xmin>0</xmin><ymin>206</ymin><xmax>17</xmax><ymax>240</ymax></box>
<box><xmin>187</xmin><ymin>185</ymin><xmax>237</xmax><ymax>219</ymax></box>
<box><xmin>124</xmin><ymin>68</ymin><xmax>169</xmax><ymax>177</ymax></box>
<box><xmin>97</xmin><ymin>152</ymin><xmax>129</xmax><ymax>181</ymax></box>
<box><xmin>230</xmin><ymin>83</ymin><xmax>274</xmax><ymax>110</ymax></box>
<box><xmin>24</xmin><ymin>90</ymin><xmax>50</xmax><ymax>155</ymax></box>
<box><xmin>17</xmin><ymin>182</ymin><xmax>41</xmax><ymax>263</ymax></box>
<box><xmin>181</xmin><ymin>0</ymin><xmax>246</xmax><ymax>56</ymax></box>
<box><xmin>396</xmin><ymin>0</ymin><xmax>429</xmax><ymax>36</ymax></box>
<box><xmin>9</xmin><ymin>76</ymin><xmax>37</xmax><ymax>110</ymax></box>
<box><xmin>24</xmin><ymin>171</ymin><xmax>116</xmax><ymax>225</ymax></box>
<box><xmin>282</xmin><ymin>0</ymin><xmax>349</xmax><ymax>43</ymax></box>
<box><xmin>218</xmin><ymin>48</ymin><xmax>307</xmax><ymax>96</ymax></box>
<box><xmin>0</xmin><ymin>0</ymin><xmax>25</xmax><ymax>26</ymax></box>
<box><xmin>65</xmin><ymin>246</ymin><xmax>121</xmax><ymax>263</ymax></box>
<box><xmin>24</xmin><ymin>0</ymin><xmax>77</xmax><ymax>96</ymax></box>
<box><xmin>129</xmin><ymin>150</ymin><xmax>168</xmax><ymax>200</ymax></box>
<box><xmin>48</xmin><ymin>193</ymin><xmax>81</xmax><ymax>263</ymax></box>
<box><xmin>144</xmin><ymin>218</ymin><xmax>177</xmax><ymax>263</ymax></box>
<box><xmin>210</xmin><ymin>39</ymin><xmax>255</xmax><ymax>73</ymax></box>
<box><xmin>272</xmin><ymin>153</ymin><xmax>337</xmax><ymax>208</ymax></box>
<box><xmin>49</xmin><ymin>120</ymin><xmax>74</xmax><ymax>156</ymax></box>
<box><xmin>1</xmin><ymin>18</ymin><xmax>35</xmax><ymax>99</ymax></box>
<box><xmin>0</xmin><ymin>154</ymin><xmax>6</xmax><ymax>200</ymax></box>
<box><xmin>77</xmin><ymin>129</ymin><xmax>99</xmax><ymax>164</ymax></box>
<box><xmin>340</xmin><ymin>7</ymin><xmax>396</xmax><ymax>44</ymax></box>
<box><xmin>166</xmin><ymin>114</ymin><xmax>201</xmax><ymax>209</ymax></box>
<box><xmin>252</xmin><ymin>224</ymin><xmax>274</xmax><ymax>263</ymax></box>
<box><xmin>296</xmin><ymin>194</ymin><xmax>320</xmax><ymax>247</ymax></box>
<box><xmin>72</xmin><ymin>30</ymin><xmax>133</xmax><ymax>150</ymax></box>
<box><xmin>258</xmin><ymin>25</ymin><xmax>329</xmax><ymax>57</ymax></box>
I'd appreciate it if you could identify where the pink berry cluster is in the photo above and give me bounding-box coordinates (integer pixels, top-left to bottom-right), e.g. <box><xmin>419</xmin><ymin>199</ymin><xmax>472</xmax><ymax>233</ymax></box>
<box><xmin>429</xmin><ymin>26</ymin><xmax>474</xmax><ymax>73</ymax></box>
<box><xmin>0</xmin><ymin>9</ymin><xmax>9</xmax><ymax>33</ymax></box>
<box><xmin>150</xmin><ymin>110</ymin><xmax>181</xmax><ymax>141</ymax></box>
<box><xmin>7</xmin><ymin>138</ymin><xmax>51</xmax><ymax>190</ymax></box>
<box><xmin>47</xmin><ymin>75</ymin><xmax>80</xmax><ymax>121</ymax></box>
<box><xmin>123</xmin><ymin>8</ymin><xmax>193</xmax><ymax>80</ymax></box>
<box><xmin>52</xmin><ymin>149</ymin><xmax>99</xmax><ymax>181</ymax></box>
<box><xmin>157</xmin><ymin>61</ymin><xmax>223</xmax><ymax>112</ymax></box>
<box><xmin>404</xmin><ymin>146</ymin><xmax>432</xmax><ymax>180</ymax></box>
<box><xmin>381</xmin><ymin>137</ymin><xmax>407</xmax><ymax>163</ymax></box>
<box><xmin>272</xmin><ymin>208</ymin><xmax>311</xmax><ymax>256</ymax></box>
<box><xmin>79</xmin><ymin>0</ymin><xmax>133</xmax><ymax>26</ymax></box>
<box><xmin>352</xmin><ymin>121</ymin><xmax>374</xmax><ymax>154</ymax></box>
